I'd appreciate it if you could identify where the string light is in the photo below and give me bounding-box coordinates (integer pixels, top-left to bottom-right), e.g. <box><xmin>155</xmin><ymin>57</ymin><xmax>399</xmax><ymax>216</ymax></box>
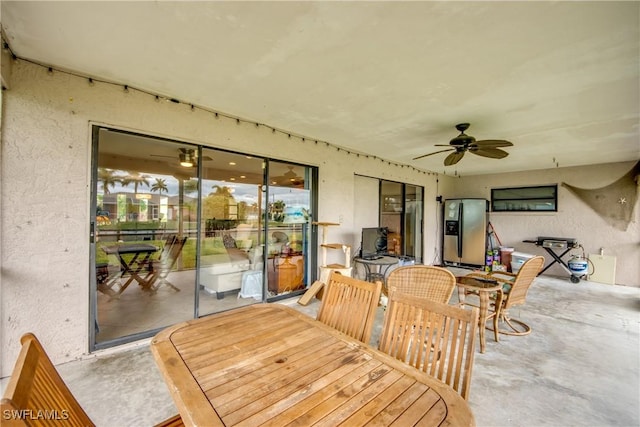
<box><xmin>6</xmin><ymin>47</ymin><xmax>436</xmax><ymax>176</ymax></box>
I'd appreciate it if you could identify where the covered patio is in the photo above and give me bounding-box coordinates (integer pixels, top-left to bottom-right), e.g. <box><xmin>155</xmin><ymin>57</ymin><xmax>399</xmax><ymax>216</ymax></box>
<box><xmin>6</xmin><ymin>272</ymin><xmax>636</xmax><ymax>426</ymax></box>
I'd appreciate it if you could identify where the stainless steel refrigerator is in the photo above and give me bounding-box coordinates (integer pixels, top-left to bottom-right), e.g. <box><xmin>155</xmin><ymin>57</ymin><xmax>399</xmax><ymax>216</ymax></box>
<box><xmin>443</xmin><ymin>198</ymin><xmax>488</xmax><ymax>267</ymax></box>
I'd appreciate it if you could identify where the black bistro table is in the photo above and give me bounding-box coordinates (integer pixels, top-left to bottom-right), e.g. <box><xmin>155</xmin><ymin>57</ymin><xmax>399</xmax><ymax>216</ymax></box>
<box><xmin>101</xmin><ymin>243</ymin><xmax>158</xmax><ymax>296</ymax></box>
<box><xmin>354</xmin><ymin>255</ymin><xmax>400</xmax><ymax>284</ymax></box>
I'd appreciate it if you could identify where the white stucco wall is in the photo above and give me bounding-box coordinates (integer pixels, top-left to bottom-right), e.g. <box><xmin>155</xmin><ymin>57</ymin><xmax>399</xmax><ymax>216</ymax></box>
<box><xmin>0</xmin><ymin>60</ymin><xmax>438</xmax><ymax>375</ymax></box>
<box><xmin>446</xmin><ymin>163</ymin><xmax>639</xmax><ymax>286</ymax></box>
<box><xmin>1</xmin><ymin>60</ymin><xmax>637</xmax><ymax>376</ymax></box>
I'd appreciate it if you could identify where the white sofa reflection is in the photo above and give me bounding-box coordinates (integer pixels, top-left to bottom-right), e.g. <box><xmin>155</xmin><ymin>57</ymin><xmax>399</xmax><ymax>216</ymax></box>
<box><xmin>201</xmin><ymin>245</ymin><xmax>263</xmax><ymax>299</ymax></box>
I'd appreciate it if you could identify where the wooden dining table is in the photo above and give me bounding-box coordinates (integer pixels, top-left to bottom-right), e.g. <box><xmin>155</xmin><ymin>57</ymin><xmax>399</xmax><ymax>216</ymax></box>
<box><xmin>151</xmin><ymin>304</ymin><xmax>475</xmax><ymax>426</ymax></box>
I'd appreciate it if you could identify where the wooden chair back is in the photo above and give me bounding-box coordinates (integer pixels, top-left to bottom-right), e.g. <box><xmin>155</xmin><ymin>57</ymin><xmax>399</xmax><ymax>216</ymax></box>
<box><xmin>160</xmin><ymin>235</ymin><xmax>187</xmax><ymax>270</ymax></box>
<box><xmin>503</xmin><ymin>256</ymin><xmax>545</xmax><ymax>310</ymax></box>
<box><xmin>386</xmin><ymin>265</ymin><xmax>456</xmax><ymax>303</ymax></box>
<box><xmin>316</xmin><ymin>272</ymin><xmax>382</xmax><ymax>344</ymax></box>
<box><xmin>1</xmin><ymin>333</ymin><xmax>183</xmax><ymax>427</ymax></box>
<box><xmin>1</xmin><ymin>333</ymin><xmax>95</xmax><ymax>426</ymax></box>
<box><xmin>145</xmin><ymin>235</ymin><xmax>187</xmax><ymax>292</ymax></box>
<box><xmin>379</xmin><ymin>289</ymin><xmax>479</xmax><ymax>400</ymax></box>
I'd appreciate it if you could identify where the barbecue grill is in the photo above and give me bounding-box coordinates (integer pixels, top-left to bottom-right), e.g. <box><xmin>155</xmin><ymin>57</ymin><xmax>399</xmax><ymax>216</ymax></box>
<box><xmin>523</xmin><ymin>237</ymin><xmax>584</xmax><ymax>283</ymax></box>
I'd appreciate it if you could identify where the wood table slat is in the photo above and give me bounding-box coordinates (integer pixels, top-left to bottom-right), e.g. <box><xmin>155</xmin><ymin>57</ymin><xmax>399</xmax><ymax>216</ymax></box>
<box><xmin>389</xmin><ymin>387</ymin><xmax>443</xmax><ymax>426</ymax></box>
<box><xmin>151</xmin><ymin>304</ymin><xmax>475</xmax><ymax>427</ymax></box>
<box><xmin>310</xmin><ymin>369</ymin><xmax>404</xmax><ymax>427</ymax></box>
<box><xmin>210</xmin><ymin>341</ymin><xmax>357</xmax><ymax>409</ymax></box>
<box><xmin>261</xmin><ymin>359</ymin><xmax>385</xmax><ymax>427</ymax></box>
<box><xmin>225</xmin><ymin>350</ymin><xmax>371</xmax><ymax>425</ymax></box>
<box><xmin>342</xmin><ymin>375</ymin><xmax>419</xmax><ymax>425</ymax></box>
<box><xmin>197</xmin><ymin>331</ymin><xmax>334</xmax><ymax>392</ymax></box>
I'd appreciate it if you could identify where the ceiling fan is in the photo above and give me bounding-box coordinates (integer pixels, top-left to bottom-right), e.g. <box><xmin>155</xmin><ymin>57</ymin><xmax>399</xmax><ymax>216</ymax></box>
<box><xmin>272</xmin><ymin>166</ymin><xmax>304</xmax><ymax>187</ymax></box>
<box><xmin>413</xmin><ymin>123</ymin><xmax>513</xmax><ymax>166</ymax></box>
<box><xmin>150</xmin><ymin>148</ymin><xmax>212</xmax><ymax>167</ymax></box>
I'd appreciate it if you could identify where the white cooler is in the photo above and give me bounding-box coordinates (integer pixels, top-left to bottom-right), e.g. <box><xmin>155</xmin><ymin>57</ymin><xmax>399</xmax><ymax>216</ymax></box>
<box><xmin>511</xmin><ymin>252</ymin><xmax>535</xmax><ymax>273</ymax></box>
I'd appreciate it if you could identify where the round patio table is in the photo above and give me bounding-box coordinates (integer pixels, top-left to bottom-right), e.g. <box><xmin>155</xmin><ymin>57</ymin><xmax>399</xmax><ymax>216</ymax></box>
<box><xmin>456</xmin><ymin>275</ymin><xmax>504</xmax><ymax>353</ymax></box>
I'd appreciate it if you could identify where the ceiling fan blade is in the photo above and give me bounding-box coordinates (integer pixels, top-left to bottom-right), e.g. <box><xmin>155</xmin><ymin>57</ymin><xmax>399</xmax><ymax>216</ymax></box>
<box><xmin>444</xmin><ymin>151</ymin><xmax>465</xmax><ymax>166</ymax></box>
<box><xmin>413</xmin><ymin>148</ymin><xmax>454</xmax><ymax>160</ymax></box>
<box><xmin>474</xmin><ymin>139</ymin><xmax>513</xmax><ymax>148</ymax></box>
<box><xmin>469</xmin><ymin>147</ymin><xmax>510</xmax><ymax>159</ymax></box>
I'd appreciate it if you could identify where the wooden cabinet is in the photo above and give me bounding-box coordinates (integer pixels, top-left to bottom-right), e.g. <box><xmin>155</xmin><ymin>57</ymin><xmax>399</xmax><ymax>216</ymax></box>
<box><xmin>268</xmin><ymin>253</ymin><xmax>304</xmax><ymax>293</ymax></box>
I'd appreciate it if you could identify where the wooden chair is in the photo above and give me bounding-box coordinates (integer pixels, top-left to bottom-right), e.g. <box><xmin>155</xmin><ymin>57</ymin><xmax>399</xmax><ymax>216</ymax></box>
<box><xmin>316</xmin><ymin>271</ymin><xmax>382</xmax><ymax>344</ymax></box>
<box><xmin>386</xmin><ymin>265</ymin><xmax>457</xmax><ymax>303</ymax></box>
<box><xmin>379</xmin><ymin>289</ymin><xmax>479</xmax><ymax>400</ymax></box>
<box><xmin>463</xmin><ymin>255</ymin><xmax>545</xmax><ymax>335</ymax></box>
<box><xmin>142</xmin><ymin>235</ymin><xmax>187</xmax><ymax>293</ymax></box>
<box><xmin>1</xmin><ymin>333</ymin><xmax>183</xmax><ymax>426</ymax></box>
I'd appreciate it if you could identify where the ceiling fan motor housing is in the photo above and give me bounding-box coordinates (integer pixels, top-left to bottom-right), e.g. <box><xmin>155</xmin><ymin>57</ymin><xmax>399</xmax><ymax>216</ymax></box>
<box><xmin>450</xmin><ymin>134</ymin><xmax>476</xmax><ymax>146</ymax></box>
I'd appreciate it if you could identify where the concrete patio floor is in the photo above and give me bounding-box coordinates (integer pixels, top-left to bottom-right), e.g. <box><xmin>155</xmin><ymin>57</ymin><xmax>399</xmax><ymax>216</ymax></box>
<box><xmin>2</xmin><ymin>273</ymin><xmax>639</xmax><ymax>426</ymax></box>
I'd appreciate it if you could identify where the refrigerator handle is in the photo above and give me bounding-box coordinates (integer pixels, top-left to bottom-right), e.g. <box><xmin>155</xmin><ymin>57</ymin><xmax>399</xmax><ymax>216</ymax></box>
<box><xmin>457</xmin><ymin>203</ymin><xmax>463</xmax><ymax>258</ymax></box>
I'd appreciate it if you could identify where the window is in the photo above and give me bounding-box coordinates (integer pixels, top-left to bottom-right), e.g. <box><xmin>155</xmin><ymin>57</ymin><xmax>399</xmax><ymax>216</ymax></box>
<box><xmin>491</xmin><ymin>185</ymin><xmax>557</xmax><ymax>212</ymax></box>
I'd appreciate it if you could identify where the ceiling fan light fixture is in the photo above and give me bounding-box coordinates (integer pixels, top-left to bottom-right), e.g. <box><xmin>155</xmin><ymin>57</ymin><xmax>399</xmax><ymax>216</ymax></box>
<box><xmin>179</xmin><ymin>151</ymin><xmax>195</xmax><ymax>167</ymax></box>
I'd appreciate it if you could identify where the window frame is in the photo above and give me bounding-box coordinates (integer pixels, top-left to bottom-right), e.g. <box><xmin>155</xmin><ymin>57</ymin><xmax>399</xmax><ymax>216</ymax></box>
<box><xmin>491</xmin><ymin>184</ymin><xmax>558</xmax><ymax>212</ymax></box>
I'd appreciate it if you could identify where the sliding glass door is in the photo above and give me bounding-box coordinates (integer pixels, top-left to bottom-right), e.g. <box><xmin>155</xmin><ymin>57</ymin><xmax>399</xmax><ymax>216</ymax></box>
<box><xmin>92</xmin><ymin>127</ymin><xmax>198</xmax><ymax>348</ymax></box>
<box><xmin>265</xmin><ymin>161</ymin><xmax>313</xmax><ymax>300</ymax></box>
<box><xmin>90</xmin><ymin>125</ymin><xmax>317</xmax><ymax>349</ymax></box>
<box><xmin>379</xmin><ymin>179</ymin><xmax>424</xmax><ymax>262</ymax></box>
<box><xmin>197</xmin><ymin>150</ymin><xmax>265</xmax><ymax>315</ymax></box>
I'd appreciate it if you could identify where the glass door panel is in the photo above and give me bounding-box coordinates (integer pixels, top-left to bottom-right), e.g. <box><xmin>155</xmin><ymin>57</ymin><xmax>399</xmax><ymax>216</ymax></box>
<box><xmin>93</xmin><ymin>127</ymin><xmax>197</xmax><ymax>347</ymax></box>
<box><xmin>404</xmin><ymin>184</ymin><xmax>423</xmax><ymax>262</ymax></box>
<box><xmin>266</xmin><ymin>161</ymin><xmax>313</xmax><ymax>298</ymax></box>
<box><xmin>197</xmin><ymin>149</ymin><xmax>265</xmax><ymax>315</ymax></box>
<box><xmin>380</xmin><ymin>181</ymin><xmax>403</xmax><ymax>255</ymax></box>
<box><xmin>377</xmin><ymin>180</ymin><xmax>423</xmax><ymax>262</ymax></box>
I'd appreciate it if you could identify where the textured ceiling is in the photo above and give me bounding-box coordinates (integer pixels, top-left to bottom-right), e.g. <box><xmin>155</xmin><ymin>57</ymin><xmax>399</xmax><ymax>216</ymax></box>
<box><xmin>1</xmin><ymin>1</ymin><xmax>639</xmax><ymax>176</ymax></box>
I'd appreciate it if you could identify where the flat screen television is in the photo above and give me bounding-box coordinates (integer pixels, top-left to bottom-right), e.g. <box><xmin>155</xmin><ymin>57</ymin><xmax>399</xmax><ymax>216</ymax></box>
<box><xmin>360</xmin><ymin>227</ymin><xmax>388</xmax><ymax>258</ymax></box>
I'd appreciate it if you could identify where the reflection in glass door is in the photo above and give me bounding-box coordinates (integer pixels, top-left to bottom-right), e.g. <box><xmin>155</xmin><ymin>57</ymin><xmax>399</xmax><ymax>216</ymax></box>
<box><xmin>92</xmin><ymin>127</ymin><xmax>198</xmax><ymax>348</ymax></box>
<box><xmin>197</xmin><ymin>150</ymin><xmax>265</xmax><ymax>316</ymax></box>
<box><xmin>404</xmin><ymin>185</ymin><xmax>423</xmax><ymax>263</ymax></box>
<box><xmin>266</xmin><ymin>161</ymin><xmax>313</xmax><ymax>299</ymax></box>
<box><xmin>379</xmin><ymin>180</ymin><xmax>423</xmax><ymax>262</ymax></box>
<box><xmin>91</xmin><ymin>126</ymin><xmax>318</xmax><ymax>349</ymax></box>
